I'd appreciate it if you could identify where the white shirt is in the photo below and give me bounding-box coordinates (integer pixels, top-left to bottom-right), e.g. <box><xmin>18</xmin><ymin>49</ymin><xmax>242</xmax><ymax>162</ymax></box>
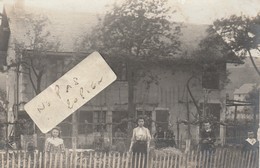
<box><xmin>246</xmin><ymin>138</ymin><xmax>257</xmax><ymax>145</ymax></box>
<box><xmin>131</xmin><ymin>126</ymin><xmax>151</xmax><ymax>142</ymax></box>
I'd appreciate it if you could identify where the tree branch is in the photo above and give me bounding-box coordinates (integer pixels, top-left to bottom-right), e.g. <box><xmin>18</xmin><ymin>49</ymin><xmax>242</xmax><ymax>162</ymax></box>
<box><xmin>186</xmin><ymin>76</ymin><xmax>202</xmax><ymax>117</ymax></box>
<box><xmin>36</xmin><ymin>70</ymin><xmax>44</xmax><ymax>94</ymax></box>
<box><xmin>24</xmin><ymin>66</ymin><xmax>37</xmax><ymax>94</ymax></box>
<box><xmin>257</xmin><ymin>47</ymin><xmax>260</xmax><ymax>54</ymax></box>
<box><xmin>29</xmin><ymin>57</ymin><xmax>39</xmax><ymax>78</ymax></box>
<box><xmin>247</xmin><ymin>49</ymin><xmax>260</xmax><ymax>77</ymax></box>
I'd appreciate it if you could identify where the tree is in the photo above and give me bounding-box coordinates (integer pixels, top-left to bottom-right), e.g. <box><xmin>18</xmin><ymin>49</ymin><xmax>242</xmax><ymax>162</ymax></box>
<box><xmin>179</xmin><ymin>27</ymin><xmax>236</xmax><ymax>141</ymax></box>
<box><xmin>212</xmin><ymin>14</ymin><xmax>260</xmax><ymax>77</ymax></box>
<box><xmin>12</xmin><ymin>14</ymin><xmax>60</xmax><ymax>95</ymax></box>
<box><xmin>0</xmin><ymin>88</ymin><xmax>6</xmax><ymax>113</ymax></box>
<box><xmin>5</xmin><ymin>14</ymin><xmax>61</xmax><ymax>143</ymax></box>
<box><xmin>0</xmin><ymin>88</ymin><xmax>7</xmax><ymax>149</ymax></box>
<box><xmin>76</xmin><ymin>0</ymin><xmax>182</xmax><ymax>125</ymax></box>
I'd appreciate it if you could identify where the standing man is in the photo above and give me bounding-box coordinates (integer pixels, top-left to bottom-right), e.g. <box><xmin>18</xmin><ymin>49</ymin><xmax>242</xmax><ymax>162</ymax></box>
<box><xmin>129</xmin><ymin>116</ymin><xmax>151</xmax><ymax>168</ymax></box>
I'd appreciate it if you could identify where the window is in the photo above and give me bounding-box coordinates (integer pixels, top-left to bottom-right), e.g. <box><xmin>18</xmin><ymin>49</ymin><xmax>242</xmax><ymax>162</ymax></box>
<box><xmin>112</xmin><ymin>111</ymin><xmax>128</xmax><ymax>133</ymax></box>
<box><xmin>202</xmin><ymin>71</ymin><xmax>219</xmax><ymax>89</ymax></box>
<box><xmin>59</xmin><ymin>115</ymin><xmax>72</xmax><ymax>137</ymax></box>
<box><xmin>78</xmin><ymin>111</ymin><xmax>106</xmax><ymax>134</ymax></box>
<box><xmin>93</xmin><ymin>111</ymin><xmax>107</xmax><ymax>132</ymax></box>
<box><xmin>56</xmin><ymin>59</ymin><xmax>64</xmax><ymax>78</ymax></box>
<box><xmin>156</xmin><ymin>110</ymin><xmax>169</xmax><ymax>130</ymax></box>
<box><xmin>78</xmin><ymin>111</ymin><xmax>93</xmax><ymax>135</ymax></box>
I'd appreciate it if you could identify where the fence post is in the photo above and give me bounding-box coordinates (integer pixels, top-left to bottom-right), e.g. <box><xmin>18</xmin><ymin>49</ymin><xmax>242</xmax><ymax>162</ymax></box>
<box><xmin>130</xmin><ymin>152</ymin><xmax>133</xmax><ymax>168</ymax></box>
<box><xmin>94</xmin><ymin>152</ymin><xmax>97</xmax><ymax>168</ymax></box>
<box><xmin>79</xmin><ymin>152</ymin><xmax>83</xmax><ymax>168</ymax></box>
<box><xmin>39</xmin><ymin>152</ymin><xmax>42</xmax><ymax>168</ymax></box>
<box><xmin>162</xmin><ymin>153</ymin><xmax>166</xmax><ymax>168</ymax></box>
<box><xmin>246</xmin><ymin>150</ymin><xmax>253</xmax><ymax>168</ymax></box>
<box><xmin>112</xmin><ymin>153</ymin><xmax>116</xmax><ymax>168</ymax></box>
<box><xmin>6</xmin><ymin>151</ymin><xmax>9</xmax><ymax>168</ymax></box>
<box><xmin>239</xmin><ymin>151</ymin><xmax>244</xmax><ymax>168</ymax></box>
<box><xmin>194</xmin><ymin>150</ymin><xmax>198</xmax><ymax>168</ymax></box>
<box><xmin>103</xmin><ymin>153</ymin><xmax>107</xmax><ymax>168</ymax></box>
<box><xmin>59</xmin><ymin>153</ymin><xmax>63</xmax><ymax>168</ymax></box>
<box><xmin>11</xmin><ymin>152</ymin><xmax>15</xmax><ymax>168</ymax></box>
<box><xmin>28</xmin><ymin>153</ymin><xmax>31</xmax><ymax>168</ymax></box>
<box><xmin>17</xmin><ymin>151</ymin><xmax>21</xmax><ymax>168</ymax></box>
<box><xmin>118</xmin><ymin>153</ymin><xmax>121</xmax><ymax>168</ymax></box>
<box><xmin>73</xmin><ymin>150</ymin><xmax>77</xmax><ymax>168</ymax></box>
<box><xmin>166</xmin><ymin>153</ymin><xmax>170</xmax><ymax>168</ymax></box>
<box><xmin>23</xmin><ymin>151</ymin><xmax>26</xmax><ymax>168</ymax></box>
<box><xmin>149</xmin><ymin>152</ymin><xmax>154</xmax><ymax>168</ymax></box>
<box><xmin>107</xmin><ymin>152</ymin><xmax>111</xmax><ymax>168</ymax></box>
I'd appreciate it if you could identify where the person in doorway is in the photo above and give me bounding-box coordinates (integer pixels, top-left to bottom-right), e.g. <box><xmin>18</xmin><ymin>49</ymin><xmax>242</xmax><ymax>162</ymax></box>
<box><xmin>200</xmin><ymin>122</ymin><xmax>215</xmax><ymax>152</ymax></box>
<box><xmin>129</xmin><ymin>116</ymin><xmax>151</xmax><ymax>168</ymax></box>
<box><xmin>242</xmin><ymin>131</ymin><xmax>259</xmax><ymax>152</ymax></box>
<box><xmin>114</xmin><ymin>128</ymin><xmax>126</xmax><ymax>153</ymax></box>
<box><xmin>45</xmin><ymin>127</ymin><xmax>65</xmax><ymax>153</ymax></box>
<box><xmin>165</xmin><ymin>128</ymin><xmax>176</xmax><ymax>148</ymax></box>
<box><xmin>154</xmin><ymin>126</ymin><xmax>165</xmax><ymax>148</ymax></box>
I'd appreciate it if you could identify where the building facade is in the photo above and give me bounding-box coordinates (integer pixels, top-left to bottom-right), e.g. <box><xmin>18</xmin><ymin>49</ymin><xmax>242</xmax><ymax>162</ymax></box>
<box><xmin>0</xmin><ymin>1</ymin><xmax>231</xmax><ymax>151</ymax></box>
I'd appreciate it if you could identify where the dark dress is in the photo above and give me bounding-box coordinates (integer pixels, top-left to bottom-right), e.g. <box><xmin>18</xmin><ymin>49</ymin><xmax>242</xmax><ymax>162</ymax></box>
<box><xmin>200</xmin><ymin>129</ymin><xmax>215</xmax><ymax>151</ymax></box>
<box><xmin>242</xmin><ymin>139</ymin><xmax>259</xmax><ymax>151</ymax></box>
<box><xmin>165</xmin><ymin>130</ymin><xmax>176</xmax><ymax>148</ymax></box>
<box><xmin>242</xmin><ymin>139</ymin><xmax>259</xmax><ymax>168</ymax></box>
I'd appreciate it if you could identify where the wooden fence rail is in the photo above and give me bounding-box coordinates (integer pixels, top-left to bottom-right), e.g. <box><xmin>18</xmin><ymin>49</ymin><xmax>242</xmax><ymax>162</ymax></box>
<box><xmin>0</xmin><ymin>149</ymin><xmax>258</xmax><ymax>168</ymax></box>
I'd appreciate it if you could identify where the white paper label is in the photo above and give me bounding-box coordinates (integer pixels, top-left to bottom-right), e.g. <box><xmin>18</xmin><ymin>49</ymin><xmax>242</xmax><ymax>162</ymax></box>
<box><xmin>24</xmin><ymin>51</ymin><xmax>117</xmax><ymax>133</ymax></box>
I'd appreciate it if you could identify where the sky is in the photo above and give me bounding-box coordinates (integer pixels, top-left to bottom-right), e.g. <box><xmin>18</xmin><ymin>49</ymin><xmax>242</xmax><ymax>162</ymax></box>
<box><xmin>2</xmin><ymin>0</ymin><xmax>260</xmax><ymax>24</ymax></box>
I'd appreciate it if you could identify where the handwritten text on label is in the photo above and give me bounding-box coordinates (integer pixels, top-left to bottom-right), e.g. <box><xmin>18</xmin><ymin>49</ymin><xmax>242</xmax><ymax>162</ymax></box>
<box><xmin>24</xmin><ymin>52</ymin><xmax>117</xmax><ymax>133</ymax></box>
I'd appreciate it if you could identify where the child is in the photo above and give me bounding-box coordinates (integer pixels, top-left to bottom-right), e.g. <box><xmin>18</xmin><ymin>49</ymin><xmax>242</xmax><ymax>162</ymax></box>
<box><xmin>45</xmin><ymin>127</ymin><xmax>65</xmax><ymax>153</ymax></box>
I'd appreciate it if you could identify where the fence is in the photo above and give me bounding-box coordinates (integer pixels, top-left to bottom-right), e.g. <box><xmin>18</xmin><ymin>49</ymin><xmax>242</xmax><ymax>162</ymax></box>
<box><xmin>0</xmin><ymin>148</ymin><xmax>258</xmax><ymax>168</ymax></box>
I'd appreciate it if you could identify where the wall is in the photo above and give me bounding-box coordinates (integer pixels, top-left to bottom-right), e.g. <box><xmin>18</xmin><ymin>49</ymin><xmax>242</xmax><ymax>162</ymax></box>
<box><xmin>10</xmin><ymin>53</ymin><xmax>227</xmax><ymax>149</ymax></box>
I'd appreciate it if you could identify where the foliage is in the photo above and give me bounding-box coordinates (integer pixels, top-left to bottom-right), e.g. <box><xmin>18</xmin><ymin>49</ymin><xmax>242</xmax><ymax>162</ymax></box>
<box><xmin>212</xmin><ymin>14</ymin><xmax>260</xmax><ymax>76</ymax></box>
<box><xmin>76</xmin><ymin>0</ymin><xmax>183</xmax><ymax>128</ymax></box>
<box><xmin>77</xmin><ymin>0</ymin><xmax>182</xmax><ymax>81</ymax></box>
<box><xmin>13</xmin><ymin>14</ymin><xmax>60</xmax><ymax>95</ymax></box>
<box><xmin>78</xmin><ymin>0</ymin><xmax>181</xmax><ymax>56</ymax></box>
<box><xmin>0</xmin><ymin>89</ymin><xmax>8</xmax><ymax>118</ymax></box>
<box><xmin>245</xmin><ymin>85</ymin><xmax>259</xmax><ymax>117</ymax></box>
<box><xmin>5</xmin><ymin>14</ymin><xmax>61</xmax><ymax>139</ymax></box>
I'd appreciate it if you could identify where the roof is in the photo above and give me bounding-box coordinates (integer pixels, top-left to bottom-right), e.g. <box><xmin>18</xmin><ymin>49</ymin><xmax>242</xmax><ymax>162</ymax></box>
<box><xmin>234</xmin><ymin>83</ymin><xmax>259</xmax><ymax>94</ymax></box>
<box><xmin>180</xmin><ymin>23</ymin><xmax>208</xmax><ymax>55</ymax></box>
<box><xmin>4</xmin><ymin>4</ymin><xmax>99</xmax><ymax>52</ymax></box>
<box><xmin>3</xmin><ymin>2</ymin><xmax>236</xmax><ymax>61</ymax></box>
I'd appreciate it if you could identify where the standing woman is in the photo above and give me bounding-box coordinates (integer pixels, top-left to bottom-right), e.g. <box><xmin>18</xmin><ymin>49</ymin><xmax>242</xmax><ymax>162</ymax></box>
<box><xmin>129</xmin><ymin>117</ymin><xmax>151</xmax><ymax>168</ymax></box>
<box><xmin>45</xmin><ymin>127</ymin><xmax>65</xmax><ymax>153</ymax></box>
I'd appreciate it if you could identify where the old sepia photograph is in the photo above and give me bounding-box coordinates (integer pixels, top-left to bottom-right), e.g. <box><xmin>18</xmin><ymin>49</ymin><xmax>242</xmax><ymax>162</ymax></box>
<box><xmin>0</xmin><ymin>0</ymin><xmax>259</xmax><ymax>167</ymax></box>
